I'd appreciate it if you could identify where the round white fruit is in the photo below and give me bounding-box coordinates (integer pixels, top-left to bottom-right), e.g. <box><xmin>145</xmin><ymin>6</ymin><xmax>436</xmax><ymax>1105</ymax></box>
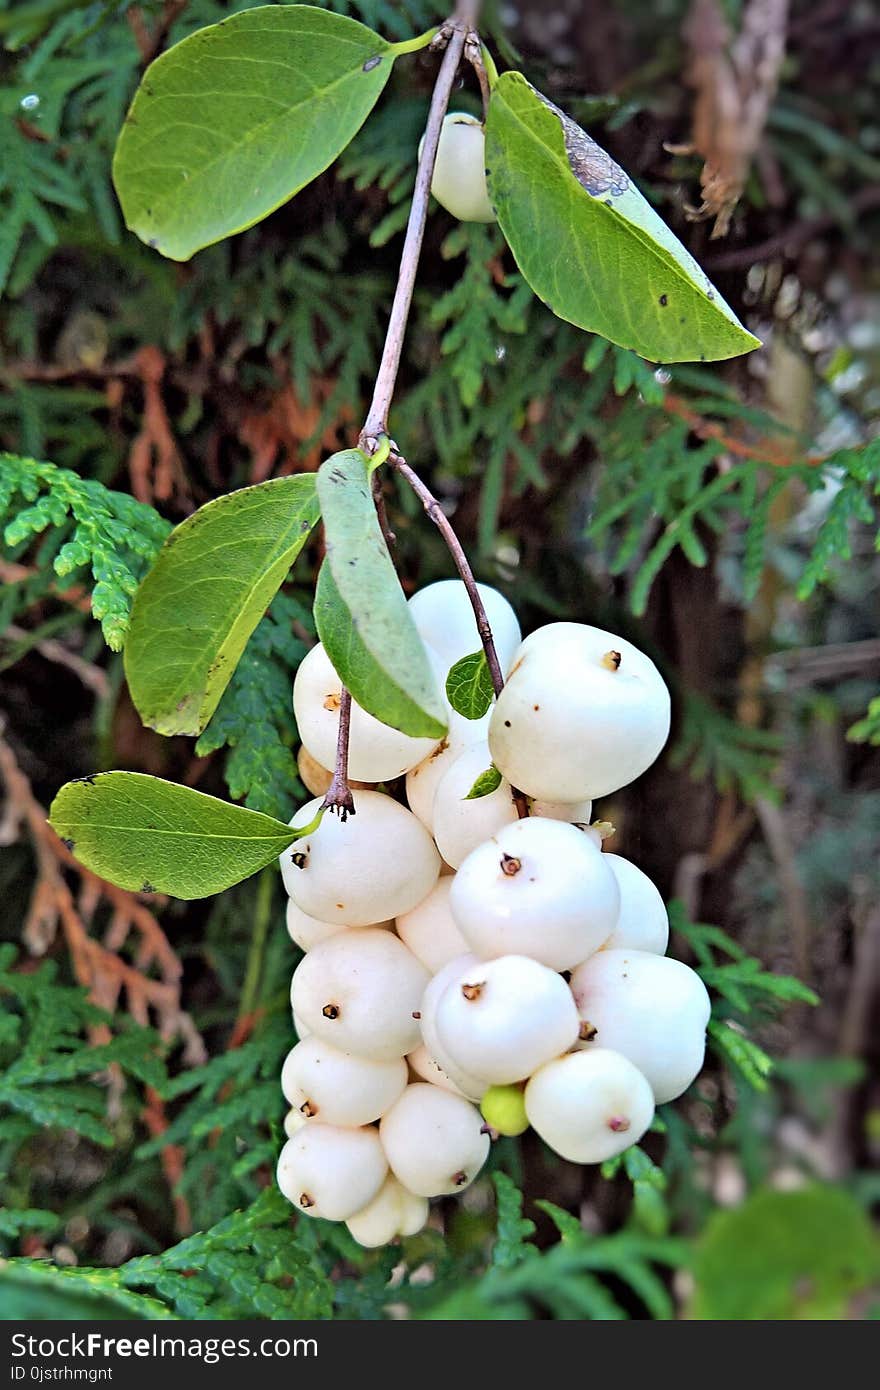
<box><xmin>406</xmin><ymin>1043</ymin><xmax>466</xmax><ymax>1097</ymax></box>
<box><xmin>345</xmin><ymin>1174</ymin><xmax>429</xmax><ymax>1248</ymax></box>
<box><xmin>293</xmin><ymin>641</ymin><xmax>445</xmax><ymax>783</ymax></box>
<box><xmin>292</xmin><ymin>1010</ymin><xmax>311</xmax><ymax>1041</ymax></box>
<box><xmin>380</xmin><ymin>1083</ymin><xmax>490</xmax><ymax>1197</ymax></box>
<box><xmin>280</xmin><ymin>790</ymin><xmax>440</xmax><ymax>926</ymax></box>
<box><xmin>435</xmin><ymin>954</ymin><xmax>580</xmax><ymax>1085</ymax></box>
<box><xmin>290</xmin><ymin>928</ymin><xmax>429</xmax><ymax>1061</ymax></box>
<box><xmin>570</xmin><ymin>949</ymin><xmax>710</xmax><ymax>1103</ymax></box>
<box><xmin>408</xmin><ymin>579</ymin><xmax>520</xmax><ymax>676</ymax></box>
<box><xmin>396</xmin><ymin>877</ymin><xmax>470</xmax><ymax>974</ymax></box>
<box><xmin>601</xmin><ymin>855</ymin><xmax>669</xmax><ymax>956</ymax></box>
<box><xmin>283</xmin><ymin>1107</ymin><xmax>308</xmax><ymax>1139</ymax></box>
<box><xmin>488</xmin><ymin>623</ymin><xmax>671</xmax><ymax>800</ymax></box>
<box><xmin>280</xmin><ymin>1037</ymin><xmax>407</xmax><ymax>1127</ymax></box>
<box><xmin>421</xmin><ymin>112</ymin><xmax>496</xmax><ymax>224</ymax></box>
<box><xmin>432</xmin><ymin>745</ymin><xmax>518</xmax><ymax>869</ymax></box>
<box><xmin>405</xmin><ymin>710</ymin><xmax>491</xmax><ymax>829</ymax></box>
<box><xmin>276</xmin><ymin>1123</ymin><xmax>387</xmax><ymax>1220</ymax></box>
<box><xmin>419</xmin><ymin>954</ymin><xmax>488</xmax><ymax>1101</ymax></box>
<box><xmin>525</xmin><ymin>1049</ymin><xmax>655</xmax><ymax>1163</ymax></box>
<box><xmin>531</xmin><ymin>796</ymin><xmax>593</xmax><ymax>824</ymax></box>
<box><xmin>449</xmin><ymin>816</ymin><xmax>620</xmax><ymax>971</ymax></box>
<box><xmin>285</xmin><ymin>898</ymin><xmax>344</xmax><ymax>951</ymax></box>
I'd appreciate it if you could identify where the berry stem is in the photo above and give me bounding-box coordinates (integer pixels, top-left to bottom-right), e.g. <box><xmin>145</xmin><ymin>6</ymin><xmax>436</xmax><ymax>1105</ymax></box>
<box><xmin>359</xmin><ymin>0</ymin><xmax>480</xmax><ymax>446</ymax></box>
<box><xmin>327</xmin><ymin>0</ymin><xmax>483</xmax><ymax>817</ymax></box>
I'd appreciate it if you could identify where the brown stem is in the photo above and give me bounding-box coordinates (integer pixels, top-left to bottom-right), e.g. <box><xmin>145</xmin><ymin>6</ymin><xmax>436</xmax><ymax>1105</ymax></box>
<box><xmin>325</xmin><ymin>0</ymin><xmax>482</xmax><ymax>816</ymax></box>
<box><xmin>391</xmin><ymin>455</ymin><xmax>504</xmax><ymax>695</ymax></box>
<box><xmin>391</xmin><ymin>452</ymin><xmax>530</xmax><ymax>820</ymax></box>
<box><xmin>360</xmin><ymin>1</ymin><xmax>479</xmax><ymax>446</ymax></box>
<box><xmin>322</xmin><ymin>687</ymin><xmax>356</xmax><ymax>819</ymax></box>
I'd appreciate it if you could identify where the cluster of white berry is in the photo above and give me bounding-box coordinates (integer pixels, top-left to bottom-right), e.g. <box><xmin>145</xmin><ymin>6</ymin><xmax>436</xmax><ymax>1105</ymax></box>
<box><xmin>276</xmin><ymin>581</ymin><xmax>710</xmax><ymax>1247</ymax></box>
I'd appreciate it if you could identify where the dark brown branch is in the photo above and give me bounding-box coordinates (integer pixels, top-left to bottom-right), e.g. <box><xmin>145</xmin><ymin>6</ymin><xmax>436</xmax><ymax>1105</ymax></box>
<box><xmin>322</xmin><ymin>687</ymin><xmax>356</xmax><ymax>819</ymax></box>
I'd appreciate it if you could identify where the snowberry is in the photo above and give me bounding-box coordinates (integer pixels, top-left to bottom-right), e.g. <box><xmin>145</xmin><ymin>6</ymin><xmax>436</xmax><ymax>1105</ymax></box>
<box><xmin>600</xmin><ymin>855</ymin><xmax>669</xmax><ymax>956</ymax></box>
<box><xmin>298</xmin><ymin>745</ymin><xmax>333</xmax><ymax>799</ymax></box>
<box><xmin>280</xmin><ymin>790</ymin><xmax>440</xmax><ymax>926</ymax></box>
<box><xmin>285</xmin><ymin>899</ymin><xmax>393</xmax><ymax>950</ymax></box>
<box><xmin>405</xmin><ymin>710</ymin><xmax>491</xmax><ymax>829</ymax></box>
<box><xmin>396</xmin><ymin>877</ymin><xmax>470</xmax><ymax>974</ymax></box>
<box><xmin>435</xmin><ymin>954</ymin><xmax>580</xmax><ymax>1085</ymax></box>
<box><xmin>293</xmin><ymin>641</ymin><xmax>445</xmax><ymax>783</ymax></box>
<box><xmin>480</xmin><ymin>1084</ymin><xmax>528</xmax><ymax>1137</ymax></box>
<box><xmin>380</xmin><ymin>1083</ymin><xmax>490</xmax><ymax>1197</ymax></box>
<box><xmin>290</xmin><ymin>928</ymin><xmax>429</xmax><ymax>1061</ymax></box>
<box><xmin>281</xmin><ymin>1037</ymin><xmax>407</xmax><ymax>1127</ymax></box>
<box><xmin>488</xmin><ymin>623</ymin><xmax>671</xmax><ymax>800</ymax></box>
<box><xmin>524</xmin><ymin>1049</ymin><xmax>655</xmax><ymax>1163</ymax></box>
<box><xmin>345</xmin><ymin>1174</ymin><xmax>429</xmax><ymax>1248</ymax></box>
<box><xmin>408</xmin><ymin>579</ymin><xmax>521</xmax><ymax>676</ymax></box>
<box><xmin>432</xmin><ymin>744</ymin><xmax>518</xmax><ymax>869</ymax></box>
<box><xmin>285</xmin><ymin>898</ymin><xmax>343</xmax><ymax>951</ymax></box>
<box><xmin>531</xmin><ymin>796</ymin><xmax>593</xmax><ymax>824</ymax></box>
<box><xmin>570</xmin><ymin>949</ymin><xmax>710</xmax><ymax>1102</ymax></box>
<box><xmin>419</xmin><ymin>954</ymin><xmax>488</xmax><ymax>1100</ymax></box>
<box><xmin>406</xmin><ymin>1043</ymin><xmax>466</xmax><ymax>1097</ymax></box>
<box><xmin>292</xmin><ymin>1010</ymin><xmax>311</xmax><ymax>1041</ymax></box>
<box><xmin>449</xmin><ymin>816</ymin><xmax>620</xmax><ymax>971</ymax></box>
<box><xmin>276</xmin><ymin>1123</ymin><xmax>387</xmax><ymax>1220</ymax></box>
<box><xmin>421</xmin><ymin>113</ymin><xmax>496</xmax><ymax>224</ymax></box>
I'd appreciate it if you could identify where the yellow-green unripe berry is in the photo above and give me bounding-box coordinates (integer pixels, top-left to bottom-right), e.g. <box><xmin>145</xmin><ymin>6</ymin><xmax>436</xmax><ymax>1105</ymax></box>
<box><xmin>481</xmin><ymin>1084</ymin><xmax>529</xmax><ymax>1137</ymax></box>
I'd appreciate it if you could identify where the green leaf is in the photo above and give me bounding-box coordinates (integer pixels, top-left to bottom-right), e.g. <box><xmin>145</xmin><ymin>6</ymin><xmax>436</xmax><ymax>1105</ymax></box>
<box><xmin>314</xmin><ymin>449</ymin><xmax>446</xmax><ymax>738</ymax></box>
<box><xmin>112</xmin><ymin>6</ymin><xmax>397</xmax><ymax>260</ymax></box>
<box><xmin>485</xmin><ymin>73</ymin><xmax>760</xmax><ymax>363</ymax></box>
<box><xmin>691</xmin><ymin>1186</ymin><xmax>880</xmax><ymax>1320</ymax></box>
<box><xmin>491</xmin><ymin>1173</ymin><xmax>536</xmax><ymax>1269</ymax></box>
<box><xmin>466</xmin><ymin>765</ymin><xmax>503</xmax><ymax>799</ymax></box>
<box><xmin>124</xmin><ymin>476</ymin><xmax>319</xmax><ymax>737</ymax></box>
<box><xmin>446</xmin><ymin>649</ymin><xmax>494</xmax><ymax>719</ymax></box>
<box><xmin>49</xmin><ymin>773</ymin><xmax>299</xmax><ymax>901</ymax></box>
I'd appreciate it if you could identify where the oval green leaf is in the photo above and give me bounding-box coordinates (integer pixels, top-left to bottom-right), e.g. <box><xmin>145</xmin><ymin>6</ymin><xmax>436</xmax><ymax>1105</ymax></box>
<box><xmin>446</xmin><ymin>649</ymin><xmax>494</xmax><ymax>720</ymax></box>
<box><xmin>486</xmin><ymin>73</ymin><xmax>760</xmax><ymax>363</ymax></box>
<box><xmin>49</xmin><ymin>773</ymin><xmax>298</xmax><ymax>900</ymax></box>
<box><xmin>314</xmin><ymin>450</ymin><xmax>446</xmax><ymax>739</ymax></box>
<box><xmin>112</xmin><ymin>6</ymin><xmax>396</xmax><ymax>260</ymax></box>
<box><xmin>465</xmin><ymin>765</ymin><xmax>502</xmax><ymax>800</ymax></box>
<box><xmin>124</xmin><ymin>475</ymin><xmax>319</xmax><ymax>738</ymax></box>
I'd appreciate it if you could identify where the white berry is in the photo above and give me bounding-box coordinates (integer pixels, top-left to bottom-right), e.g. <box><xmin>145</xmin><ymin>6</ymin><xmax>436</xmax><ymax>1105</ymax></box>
<box><xmin>600</xmin><ymin>855</ymin><xmax>669</xmax><ymax>956</ymax></box>
<box><xmin>281</xmin><ymin>1037</ymin><xmax>407</xmax><ymax>1127</ymax></box>
<box><xmin>435</xmin><ymin>954</ymin><xmax>580</xmax><ymax>1085</ymax></box>
<box><xmin>280</xmin><ymin>790</ymin><xmax>440</xmax><ymax>926</ymax></box>
<box><xmin>525</xmin><ymin>1049</ymin><xmax>655</xmax><ymax>1163</ymax></box>
<box><xmin>285</xmin><ymin>898</ymin><xmax>344</xmax><ymax>951</ymax></box>
<box><xmin>570</xmin><ymin>948</ymin><xmax>710</xmax><ymax>1102</ymax></box>
<box><xmin>293</xmin><ymin>641</ymin><xmax>445</xmax><ymax>783</ymax></box>
<box><xmin>345</xmin><ymin>1174</ymin><xmax>429</xmax><ymax>1248</ymax></box>
<box><xmin>408</xmin><ymin>579</ymin><xmax>520</xmax><ymax>676</ymax></box>
<box><xmin>405</xmin><ymin>710</ymin><xmax>491</xmax><ymax>830</ymax></box>
<box><xmin>396</xmin><ymin>877</ymin><xmax>470</xmax><ymax>974</ymax></box>
<box><xmin>406</xmin><ymin>1043</ymin><xmax>466</xmax><ymax>1097</ymax></box>
<box><xmin>421</xmin><ymin>113</ymin><xmax>496</xmax><ymax>224</ymax></box>
<box><xmin>290</xmin><ymin>928</ymin><xmax>429</xmax><ymax>1061</ymax></box>
<box><xmin>450</xmin><ymin>816</ymin><xmax>620</xmax><ymax>971</ymax></box>
<box><xmin>489</xmin><ymin>623</ymin><xmax>670</xmax><ymax>800</ymax></box>
<box><xmin>419</xmin><ymin>954</ymin><xmax>488</xmax><ymax>1100</ymax></box>
<box><xmin>380</xmin><ymin>1083</ymin><xmax>490</xmax><ymax>1197</ymax></box>
<box><xmin>276</xmin><ymin>1123</ymin><xmax>387</xmax><ymax>1220</ymax></box>
<box><xmin>432</xmin><ymin>744</ymin><xmax>519</xmax><ymax>869</ymax></box>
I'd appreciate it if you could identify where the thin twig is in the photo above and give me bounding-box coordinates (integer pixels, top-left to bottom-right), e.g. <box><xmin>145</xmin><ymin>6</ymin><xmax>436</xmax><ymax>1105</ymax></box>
<box><xmin>323</xmin><ymin>687</ymin><xmax>355</xmax><ymax>819</ymax></box>
<box><xmin>324</xmin><ymin>0</ymin><xmax>482</xmax><ymax>816</ymax></box>
<box><xmin>359</xmin><ymin>2</ymin><xmax>478</xmax><ymax>445</ymax></box>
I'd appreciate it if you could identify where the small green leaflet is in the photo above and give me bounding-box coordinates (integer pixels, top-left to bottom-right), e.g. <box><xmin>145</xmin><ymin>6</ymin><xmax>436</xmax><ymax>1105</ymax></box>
<box><xmin>465</xmin><ymin>765</ymin><xmax>503</xmax><ymax>800</ymax></box>
<box><xmin>113</xmin><ymin>6</ymin><xmax>398</xmax><ymax>260</ymax></box>
<box><xmin>124</xmin><ymin>476</ymin><xmax>319</xmax><ymax>738</ymax></box>
<box><xmin>49</xmin><ymin>773</ymin><xmax>303</xmax><ymax>900</ymax></box>
<box><xmin>314</xmin><ymin>449</ymin><xmax>446</xmax><ymax>739</ymax></box>
<box><xmin>486</xmin><ymin>72</ymin><xmax>760</xmax><ymax>363</ymax></box>
<box><xmin>446</xmin><ymin>649</ymin><xmax>494</xmax><ymax>720</ymax></box>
